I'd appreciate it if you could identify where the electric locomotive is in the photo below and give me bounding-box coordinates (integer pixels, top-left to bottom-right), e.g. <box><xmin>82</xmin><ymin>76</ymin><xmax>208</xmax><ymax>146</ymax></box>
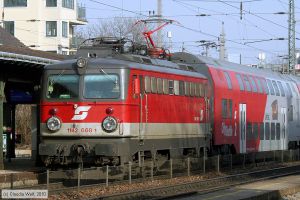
<box><xmin>39</xmin><ymin>38</ymin><xmax>211</xmax><ymax>166</ymax></box>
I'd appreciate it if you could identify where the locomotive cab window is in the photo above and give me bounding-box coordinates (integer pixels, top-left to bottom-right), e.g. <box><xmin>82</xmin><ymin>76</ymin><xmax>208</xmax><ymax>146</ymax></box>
<box><xmin>84</xmin><ymin>74</ymin><xmax>120</xmax><ymax>99</ymax></box>
<box><xmin>47</xmin><ymin>75</ymin><xmax>79</xmax><ymax>99</ymax></box>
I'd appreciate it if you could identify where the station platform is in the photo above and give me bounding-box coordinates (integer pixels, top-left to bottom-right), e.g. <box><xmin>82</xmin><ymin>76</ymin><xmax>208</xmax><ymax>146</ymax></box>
<box><xmin>0</xmin><ymin>157</ymin><xmax>43</xmax><ymax>189</ymax></box>
<box><xmin>177</xmin><ymin>173</ymin><xmax>300</xmax><ymax>200</ymax></box>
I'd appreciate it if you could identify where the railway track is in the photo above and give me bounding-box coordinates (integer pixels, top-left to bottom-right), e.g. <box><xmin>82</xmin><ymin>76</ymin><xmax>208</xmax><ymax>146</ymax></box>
<box><xmin>81</xmin><ymin>164</ymin><xmax>300</xmax><ymax>200</ymax></box>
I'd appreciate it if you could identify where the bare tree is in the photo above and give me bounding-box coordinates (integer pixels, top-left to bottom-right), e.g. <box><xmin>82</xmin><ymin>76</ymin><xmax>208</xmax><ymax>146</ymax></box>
<box><xmin>16</xmin><ymin>105</ymin><xmax>32</xmax><ymax>147</ymax></box>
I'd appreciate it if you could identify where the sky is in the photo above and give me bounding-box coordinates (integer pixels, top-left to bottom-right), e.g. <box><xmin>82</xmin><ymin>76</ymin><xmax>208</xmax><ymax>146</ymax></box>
<box><xmin>82</xmin><ymin>0</ymin><xmax>300</xmax><ymax>65</ymax></box>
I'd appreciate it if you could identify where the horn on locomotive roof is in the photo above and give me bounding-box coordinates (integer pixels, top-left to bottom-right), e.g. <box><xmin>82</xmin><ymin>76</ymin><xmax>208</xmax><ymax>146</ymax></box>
<box><xmin>134</xmin><ymin>17</ymin><xmax>176</xmax><ymax>59</ymax></box>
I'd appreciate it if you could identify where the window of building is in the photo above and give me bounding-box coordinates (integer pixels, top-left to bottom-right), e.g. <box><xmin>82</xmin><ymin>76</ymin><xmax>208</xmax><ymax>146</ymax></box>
<box><xmin>46</xmin><ymin>21</ymin><xmax>57</xmax><ymax>37</ymax></box>
<box><xmin>276</xmin><ymin>123</ymin><xmax>280</xmax><ymax>140</ymax></box>
<box><xmin>249</xmin><ymin>76</ymin><xmax>258</xmax><ymax>93</ymax></box>
<box><xmin>236</xmin><ymin>74</ymin><xmax>244</xmax><ymax>91</ymax></box>
<box><xmin>285</xmin><ymin>82</ymin><xmax>293</xmax><ymax>97</ymax></box>
<box><xmin>271</xmin><ymin>123</ymin><xmax>275</xmax><ymax>140</ymax></box>
<box><xmin>151</xmin><ymin>77</ymin><xmax>157</xmax><ymax>93</ymax></box>
<box><xmin>272</xmin><ymin>80</ymin><xmax>280</xmax><ymax>96</ymax></box>
<box><xmin>266</xmin><ymin>79</ymin><xmax>275</xmax><ymax>95</ymax></box>
<box><xmin>62</xmin><ymin>0</ymin><xmax>74</xmax><ymax>9</ymax></box>
<box><xmin>46</xmin><ymin>0</ymin><xmax>57</xmax><ymax>7</ymax></box>
<box><xmin>223</xmin><ymin>71</ymin><xmax>232</xmax><ymax>89</ymax></box>
<box><xmin>277</xmin><ymin>81</ymin><xmax>285</xmax><ymax>97</ymax></box>
<box><xmin>261</xmin><ymin>79</ymin><xmax>269</xmax><ymax>94</ymax></box>
<box><xmin>255</xmin><ymin>77</ymin><xmax>263</xmax><ymax>93</ymax></box>
<box><xmin>222</xmin><ymin>99</ymin><xmax>232</xmax><ymax>119</ymax></box>
<box><xmin>4</xmin><ymin>21</ymin><xmax>14</xmax><ymax>36</ymax></box>
<box><xmin>4</xmin><ymin>0</ymin><xmax>27</xmax><ymax>7</ymax></box>
<box><xmin>265</xmin><ymin>122</ymin><xmax>270</xmax><ymax>140</ymax></box>
<box><xmin>243</xmin><ymin>75</ymin><xmax>252</xmax><ymax>92</ymax></box>
<box><xmin>62</xmin><ymin>21</ymin><xmax>68</xmax><ymax>38</ymax></box>
<box><xmin>259</xmin><ymin>123</ymin><xmax>264</xmax><ymax>140</ymax></box>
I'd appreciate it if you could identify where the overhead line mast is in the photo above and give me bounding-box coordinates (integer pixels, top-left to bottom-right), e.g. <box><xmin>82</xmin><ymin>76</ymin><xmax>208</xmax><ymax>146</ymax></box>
<box><xmin>288</xmin><ymin>0</ymin><xmax>296</xmax><ymax>74</ymax></box>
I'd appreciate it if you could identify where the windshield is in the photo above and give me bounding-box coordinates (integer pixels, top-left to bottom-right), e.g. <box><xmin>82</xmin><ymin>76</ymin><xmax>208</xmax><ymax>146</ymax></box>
<box><xmin>83</xmin><ymin>74</ymin><xmax>120</xmax><ymax>99</ymax></box>
<box><xmin>47</xmin><ymin>75</ymin><xmax>79</xmax><ymax>99</ymax></box>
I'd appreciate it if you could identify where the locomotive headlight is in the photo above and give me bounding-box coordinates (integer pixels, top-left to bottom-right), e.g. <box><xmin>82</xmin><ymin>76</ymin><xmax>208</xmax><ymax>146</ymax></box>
<box><xmin>102</xmin><ymin>117</ymin><xmax>118</xmax><ymax>133</ymax></box>
<box><xmin>76</xmin><ymin>57</ymin><xmax>87</xmax><ymax>68</ymax></box>
<box><xmin>46</xmin><ymin>116</ymin><xmax>62</xmax><ymax>132</ymax></box>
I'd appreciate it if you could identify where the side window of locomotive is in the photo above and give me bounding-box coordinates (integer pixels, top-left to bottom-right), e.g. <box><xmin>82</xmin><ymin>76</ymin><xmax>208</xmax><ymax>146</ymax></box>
<box><xmin>265</xmin><ymin>122</ymin><xmax>270</xmax><ymax>140</ymax></box>
<box><xmin>285</xmin><ymin>82</ymin><xmax>293</xmax><ymax>97</ymax></box>
<box><xmin>163</xmin><ymin>79</ymin><xmax>169</xmax><ymax>94</ymax></box>
<box><xmin>84</xmin><ymin>74</ymin><xmax>120</xmax><ymax>99</ymax></box>
<box><xmin>246</xmin><ymin>122</ymin><xmax>252</xmax><ymax>140</ymax></box>
<box><xmin>276</xmin><ymin>123</ymin><xmax>280</xmax><ymax>140</ymax></box>
<box><xmin>185</xmin><ymin>82</ymin><xmax>190</xmax><ymax>96</ymax></box>
<box><xmin>144</xmin><ymin>76</ymin><xmax>151</xmax><ymax>93</ymax></box>
<box><xmin>174</xmin><ymin>80</ymin><xmax>180</xmax><ymax>95</ymax></box>
<box><xmin>235</xmin><ymin>74</ymin><xmax>245</xmax><ymax>91</ymax></box>
<box><xmin>199</xmin><ymin>83</ymin><xmax>205</xmax><ymax>97</ymax></box>
<box><xmin>249</xmin><ymin>76</ymin><xmax>258</xmax><ymax>93</ymax></box>
<box><xmin>242</xmin><ymin>75</ymin><xmax>252</xmax><ymax>92</ymax></box>
<box><xmin>179</xmin><ymin>81</ymin><xmax>185</xmax><ymax>96</ymax></box>
<box><xmin>169</xmin><ymin>80</ymin><xmax>174</xmax><ymax>95</ymax></box>
<box><xmin>223</xmin><ymin>71</ymin><xmax>232</xmax><ymax>89</ymax></box>
<box><xmin>255</xmin><ymin>77</ymin><xmax>263</xmax><ymax>93</ymax></box>
<box><xmin>271</xmin><ymin>123</ymin><xmax>275</xmax><ymax>140</ymax></box>
<box><xmin>253</xmin><ymin>123</ymin><xmax>258</xmax><ymax>139</ymax></box>
<box><xmin>259</xmin><ymin>123</ymin><xmax>264</xmax><ymax>140</ymax></box>
<box><xmin>260</xmin><ymin>79</ymin><xmax>269</xmax><ymax>94</ymax></box>
<box><xmin>272</xmin><ymin>80</ymin><xmax>280</xmax><ymax>96</ymax></box>
<box><xmin>151</xmin><ymin>77</ymin><xmax>157</xmax><ymax>93</ymax></box>
<box><xmin>266</xmin><ymin>79</ymin><xmax>275</xmax><ymax>95</ymax></box>
<box><xmin>47</xmin><ymin>75</ymin><xmax>79</xmax><ymax>99</ymax></box>
<box><xmin>157</xmin><ymin>78</ymin><xmax>163</xmax><ymax>94</ymax></box>
<box><xmin>277</xmin><ymin>81</ymin><xmax>285</xmax><ymax>97</ymax></box>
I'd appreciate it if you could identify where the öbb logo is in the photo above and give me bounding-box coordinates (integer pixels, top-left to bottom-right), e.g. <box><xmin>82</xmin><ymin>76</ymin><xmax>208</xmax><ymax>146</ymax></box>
<box><xmin>71</xmin><ymin>106</ymin><xmax>91</xmax><ymax>120</ymax></box>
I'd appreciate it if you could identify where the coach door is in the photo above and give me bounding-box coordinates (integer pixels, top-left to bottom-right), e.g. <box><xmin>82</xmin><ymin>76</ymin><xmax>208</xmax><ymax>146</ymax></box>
<box><xmin>239</xmin><ymin>104</ymin><xmax>247</xmax><ymax>153</ymax></box>
<box><xmin>281</xmin><ymin>107</ymin><xmax>287</xmax><ymax>150</ymax></box>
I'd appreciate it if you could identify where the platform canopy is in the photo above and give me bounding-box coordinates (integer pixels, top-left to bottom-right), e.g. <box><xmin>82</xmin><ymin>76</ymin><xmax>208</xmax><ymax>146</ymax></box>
<box><xmin>0</xmin><ymin>27</ymin><xmax>64</xmax><ymax>169</ymax></box>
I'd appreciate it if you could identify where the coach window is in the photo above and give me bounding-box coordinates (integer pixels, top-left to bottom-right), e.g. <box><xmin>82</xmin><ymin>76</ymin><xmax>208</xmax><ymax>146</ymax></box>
<box><xmin>253</xmin><ymin>123</ymin><xmax>258</xmax><ymax>139</ymax></box>
<box><xmin>290</xmin><ymin>83</ymin><xmax>299</xmax><ymax>97</ymax></box>
<box><xmin>151</xmin><ymin>77</ymin><xmax>157</xmax><ymax>93</ymax></box>
<box><xmin>249</xmin><ymin>76</ymin><xmax>258</xmax><ymax>93</ymax></box>
<box><xmin>190</xmin><ymin>83</ymin><xmax>195</xmax><ymax>97</ymax></box>
<box><xmin>163</xmin><ymin>79</ymin><xmax>169</xmax><ymax>94</ymax></box>
<box><xmin>272</xmin><ymin>80</ymin><xmax>280</xmax><ymax>96</ymax></box>
<box><xmin>222</xmin><ymin>99</ymin><xmax>228</xmax><ymax>118</ymax></box>
<box><xmin>255</xmin><ymin>78</ymin><xmax>263</xmax><ymax>93</ymax></box>
<box><xmin>265</xmin><ymin>122</ymin><xmax>270</xmax><ymax>140</ymax></box>
<box><xmin>222</xmin><ymin>99</ymin><xmax>232</xmax><ymax>118</ymax></box>
<box><xmin>195</xmin><ymin>83</ymin><xmax>200</xmax><ymax>97</ymax></box>
<box><xmin>169</xmin><ymin>80</ymin><xmax>174</xmax><ymax>95</ymax></box>
<box><xmin>236</xmin><ymin>74</ymin><xmax>245</xmax><ymax>91</ymax></box>
<box><xmin>247</xmin><ymin>122</ymin><xmax>252</xmax><ymax>140</ymax></box>
<box><xmin>179</xmin><ymin>81</ymin><xmax>185</xmax><ymax>96</ymax></box>
<box><xmin>266</xmin><ymin>79</ymin><xmax>275</xmax><ymax>95</ymax></box>
<box><xmin>174</xmin><ymin>80</ymin><xmax>180</xmax><ymax>95</ymax></box>
<box><xmin>199</xmin><ymin>83</ymin><xmax>204</xmax><ymax>97</ymax></box>
<box><xmin>259</xmin><ymin>123</ymin><xmax>264</xmax><ymax>140</ymax></box>
<box><xmin>276</xmin><ymin>123</ymin><xmax>280</xmax><ymax>140</ymax></box>
<box><xmin>243</xmin><ymin>75</ymin><xmax>252</xmax><ymax>92</ymax></box>
<box><xmin>271</xmin><ymin>123</ymin><xmax>275</xmax><ymax>140</ymax></box>
<box><xmin>285</xmin><ymin>82</ymin><xmax>293</xmax><ymax>97</ymax></box>
<box><xmin>277</xmin><ymin>81</ymin><xmax>285</xmax><ymax>97</ymax></box>
<box><xmin>223</xmin><ymin>71</ymin><xmax>232</xmax><ymax>89</ymax></box>
<box><xmin>157</xmin><ymin>78</ymin><xmax>163</xmax><ymax>94</ymax></box>
<box><xmin>144</xmin><ymin>76</ymin><xmax>151</xmax><ymax>93</ymax></box>
<box><xmin>185</xmin><ymin>82</ymin><xmax>190</xmax><ymax>96</ymax></box>
<box><xmin>261</xmin><ymin>79</ymin><xmax>269</xmax><ymax>95</ymax></box>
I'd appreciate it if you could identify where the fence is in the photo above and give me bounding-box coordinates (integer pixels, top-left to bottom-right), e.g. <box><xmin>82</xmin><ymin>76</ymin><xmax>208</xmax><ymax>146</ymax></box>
<box><xmin>1</xmin><ymin>149</ymin><xmax>300</xmax><ymax>191</ymax></box>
